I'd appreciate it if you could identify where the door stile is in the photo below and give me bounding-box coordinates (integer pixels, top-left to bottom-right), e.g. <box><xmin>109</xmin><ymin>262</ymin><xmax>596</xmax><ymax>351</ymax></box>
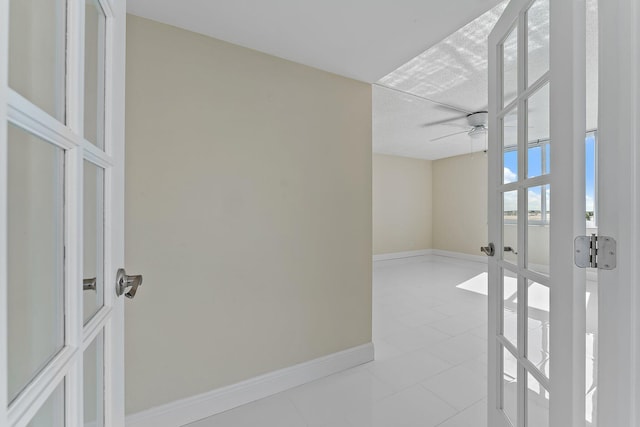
<box><xmin>487</xmin><ymin>19</ymin><xmax>501</xmax><ymax>426</ymax></box>
<box><xmin>488</xmin><ymin>3</ymin><xmax>522</xmax><ymax>425</ymax></box>
<box><xmin>515</xmin><ymin>8</ymin><xmax>528</xmax><ymax>427</ymax></box>
<box><xmin>64</xmin><ymin>148</ymin><xmax>83</xmax><ymax>427</ymax></box>
<box><xmin>66</xmin><ymin>0</ymin><xmax>88</xmax><ymax>425</ymax></box>
<box><xmin>548</xmin><ymin>0</ymin><xmax>586</xmax><ymax>426</ymax></box>
<box><xmin>0</xmin><ymin>0</ymin><xmax>8</xmax><ymax>423</ymax></box>
<box><xmin>103</xmin><ymin>0</ymin><xmax>126</xmax><ymax>424</ymax></box>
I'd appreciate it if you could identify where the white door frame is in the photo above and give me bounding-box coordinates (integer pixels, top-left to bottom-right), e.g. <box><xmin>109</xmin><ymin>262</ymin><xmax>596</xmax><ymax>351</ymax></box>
<box><xmin>548</xmin><ymin>0</ymin><xmax>587</xmax><ymax>425</ymax></box>
<box><xmin>596</xmin><ymin>0</ymin><xmax>640</xmax><ymax>425</ymax></box>
<box><xmin>0</xmin><ymin>0</ymin><xmax>126</xmax><ymax>425</ymax></box>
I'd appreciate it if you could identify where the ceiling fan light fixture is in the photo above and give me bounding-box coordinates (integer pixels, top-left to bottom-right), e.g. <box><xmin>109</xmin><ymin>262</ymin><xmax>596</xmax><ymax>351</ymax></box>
<box><xmin>468</xmin><ymin>126</ymin><xmax>487</xmax><ymax>138</ymax></box>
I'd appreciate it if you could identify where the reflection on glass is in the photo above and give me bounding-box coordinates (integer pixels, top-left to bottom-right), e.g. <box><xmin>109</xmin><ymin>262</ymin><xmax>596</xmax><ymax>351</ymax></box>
<box><xmin>503</xmin><ymin>107</ymin><xmax>518</xmax><ymax>184</ymax></box>
<box><xmin>9</xmin><ymin>0</ymin><xmax>66</xmax><ymax>122</ymax></box>
<box><xmin>527</xmin><ymin>83</ymin><xmax>550</xmax><ymax>178</ymax></box>
<box><xmin>503</xmin><ymin>271</ymin><xmax>518</xmax><ymax>347</ymax></box>
<box><xmin>528</xmin><ymin>145</ymin><xmax>542</xmax><ymax>178</ymax></box>
<box><xmin>545</xmin><ymin>143</ymin><xmax>550</xmax><ymax>174</ymax></box>
<box><xmin>527</xmin><ymin>373</ymin><xmax>550</xmax><ymax>427</ymax></box>
<box><xmin>503</xmin><ymin>346</ymin><xmax>518</xmax><ymax>426</ymax></box>
<box><xmin>527</xmin><ymin>280</ymin><xmax>550</xmax><ymax>378</ymax></box>
<box><xmin>84</xmin><ymin>161</ymin><xmax>105</xmax><ymax>324</ymax></box>
<box><xmin>8</xmin><ymin>124</ymin><xmax>65</xmax><ymax>402</ymax></box>
<box><xmin>27</xmin><ymin>380</ymin><xmax>64</xmax><ymax>427</ymax></box>
<box><xmin>503</xmin><ymin>191</ymin><xmax>518</xmax><ymax>264</ymax></box>
<box><xmin>84</xmin><ymin>332</ymin><xmax>105</xmax><ymax>427</ymax></box>
<box><xmin>85</xmin><ymin>0</ymin><xmax>107</xmax><ymax>148</ymax></box>
<box><xmin>527</xmin><ymin>0</ymin><xmax>550</xmax><ymax>86</ymax></box>
<box><xmin>503</xmin><ymin>26</ymin><xmax>518</xmax><ymax>107</ymax></box>
<box><xmin>527</xmin><ymin>185</ymin><xmax>550</xmax><ymax>275</ymax></box>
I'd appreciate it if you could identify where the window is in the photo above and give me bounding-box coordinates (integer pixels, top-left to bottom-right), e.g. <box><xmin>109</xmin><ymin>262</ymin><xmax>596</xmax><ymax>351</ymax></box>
<box><xmin>503</xmin><ymin>131</ymin><xmax>597</xmax><ymax>226</ymax></box>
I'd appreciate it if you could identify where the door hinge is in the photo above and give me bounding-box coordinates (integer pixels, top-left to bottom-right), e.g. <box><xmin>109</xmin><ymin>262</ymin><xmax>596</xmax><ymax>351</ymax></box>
<box><xmin>574</xmin><ymin>234</ymin><xmax>616</xmax><ymax>270</ymax></box>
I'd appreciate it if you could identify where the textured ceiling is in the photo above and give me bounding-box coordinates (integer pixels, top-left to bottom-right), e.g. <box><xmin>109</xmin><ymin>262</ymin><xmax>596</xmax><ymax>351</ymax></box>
<box><xmin>374</xmin><ymin>0</ymin><xmax>598</xmax><ymax>160</ymax></box>
<box><xmin>126</xmin><ymin>0</ymin><xmax>502</xmax><ymax>83</ymax></box>
<box><xmin>374</xmin><ymin>2</ymin><xmax>507</xmax><ymax>159</ymax></box>
<box><xmin>378</xmin><ymin>1</ymin><xmax>508</xmax><ymax>113</ymax></box>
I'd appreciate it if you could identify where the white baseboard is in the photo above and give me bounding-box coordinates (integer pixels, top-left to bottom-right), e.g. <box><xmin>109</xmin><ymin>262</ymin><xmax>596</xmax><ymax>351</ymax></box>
<box><xmin>125</xmin><ymin>343</ymin><xmax>374</xmax><ymax>427</ymax></box>
<box><xmin>430</xmin><ymin>249</ymin><xmax>488</xmax><ymax>264</ymax></box>
<box><xmin>373</xmin><ymin>249</ymin><xmax>433</xmax><ymax>261</ymax></box>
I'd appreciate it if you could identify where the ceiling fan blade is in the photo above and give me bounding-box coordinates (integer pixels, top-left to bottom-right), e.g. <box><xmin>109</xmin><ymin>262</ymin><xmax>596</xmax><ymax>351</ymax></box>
<box><xmin>430</xmin><ymin>130</ymin><xmax>471</xmax><ymax>142</ymax></box>
<box><xmin>373</xmin><ymin>84</ymin><xmax>474</xmax><ymax>114</ymax></box>
<box><xmin>432</xmin><ymin>102</ymin><xmax>475</xmax><ymax>114</ymax></box>
<box><xmin>441</xmin><ymin>122</ymin><xmax>472</xmax><ymax>129</ymax></box>
<box><xmin>421</xmin><ymin>115</ymin><xmax>468</xmax><ymax>127</ymax></box>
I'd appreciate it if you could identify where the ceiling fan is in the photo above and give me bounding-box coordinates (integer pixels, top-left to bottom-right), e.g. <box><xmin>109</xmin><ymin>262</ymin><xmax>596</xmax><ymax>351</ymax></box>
<box><xmin>425</xmin><ymin>111</ymin><xmax>489</xmax><ymax>142</ymax></box>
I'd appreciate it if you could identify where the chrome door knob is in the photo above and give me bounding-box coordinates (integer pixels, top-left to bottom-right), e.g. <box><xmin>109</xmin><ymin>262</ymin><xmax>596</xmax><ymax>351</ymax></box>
<box><xmin>83</xmin><ymin>277</ymin><xmax>97</xmax><ymax>291</ymax></box>
<box><xmin>481</xmin><ymin>243</ymin><xmax>495</xmax><ymax>257</ymax></box>
<box><xmin>116</xmin><ymin>268</ymin><xmax>143</xmax><ymax>299</ymax></box>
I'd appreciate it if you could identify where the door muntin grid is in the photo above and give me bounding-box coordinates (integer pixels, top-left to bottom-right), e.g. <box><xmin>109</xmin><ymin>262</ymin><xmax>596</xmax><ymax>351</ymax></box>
<box><xmin>496</xmin><ymin>0</ymin><xmax>551</xmax><ymax>425</ymax></box>
<box><xmin>3</xmin><ymin>0</ymin><xmax>117</xmax><ymax>425</ymax></box>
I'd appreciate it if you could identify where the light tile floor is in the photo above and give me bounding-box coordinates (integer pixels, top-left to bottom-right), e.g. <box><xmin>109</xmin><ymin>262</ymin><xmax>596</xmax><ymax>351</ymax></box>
<box><xmin>188</xmin><ymin>255</ymin><xmax>489</xmax><ymax>427</ymax></box>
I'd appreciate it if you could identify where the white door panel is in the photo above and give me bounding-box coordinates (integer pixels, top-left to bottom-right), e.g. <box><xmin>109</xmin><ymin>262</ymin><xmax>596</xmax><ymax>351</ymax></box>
<box><xmin>488</xmin><ymin>0</ymin><xmax>586</xmax><ymax>426</ymax></box>
<box><xmin>0</xmin><ymin>0</ymin><xmax>127</xmax><ymax>425</ymax></box>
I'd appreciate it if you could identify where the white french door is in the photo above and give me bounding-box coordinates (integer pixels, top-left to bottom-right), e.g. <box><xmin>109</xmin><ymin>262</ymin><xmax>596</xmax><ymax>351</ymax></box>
<box><xmin>0</xmin><ymin>0</ymin><xmax>127</xmax><ymax>426</ymax></box>
<box><xmin>487</xmin><ymin>0</ymin><xmax>586</xmax><ymax>426</ymax></box>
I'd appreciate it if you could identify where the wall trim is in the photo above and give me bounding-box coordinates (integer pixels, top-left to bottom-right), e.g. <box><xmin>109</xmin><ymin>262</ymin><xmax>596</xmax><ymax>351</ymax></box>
<box><xmin>125</xmin><ymin>343</ymin><xmax>374</xmax><ymax>427</ymax></box>
<box><xmin>372</xmin><ymin>249</ymin><xmax>433</xmax><ymax>261</ymax></box>
<box><xmin>431</xmin><ymin>249</ymin><xmax>488</xmax><ymax>264</ymax></box>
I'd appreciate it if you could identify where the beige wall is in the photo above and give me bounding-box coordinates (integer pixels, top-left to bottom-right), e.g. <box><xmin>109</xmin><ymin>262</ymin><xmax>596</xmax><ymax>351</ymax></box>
<box><xmin>432</xmin><ymin>152</ymin><xmax>488</xmax><ymax>255</ymax></box>
<box><xmin>372</xmin><ymin>154</ymin><xmax>432</xmax><ymax>254</ymax></box>
<box><xmin>125</xmin><ymin>15</ymin><xmax>372</xmax><ymax>415</ymax></box>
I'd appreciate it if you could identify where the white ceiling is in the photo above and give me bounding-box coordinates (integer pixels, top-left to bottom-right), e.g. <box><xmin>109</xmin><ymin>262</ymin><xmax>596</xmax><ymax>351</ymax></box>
<box><xmin>126</xmin><ymin>0</ymin><xmax>502</xmax><ymax>83</ymax></box>
<box><xmin>127</xmin><ymin>0</ymin><xmax>598</xmax><ymax>161</ymax></box>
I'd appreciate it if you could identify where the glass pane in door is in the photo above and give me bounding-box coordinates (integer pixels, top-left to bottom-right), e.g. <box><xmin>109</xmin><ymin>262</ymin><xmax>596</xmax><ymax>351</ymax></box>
<box><xmin>503</xmin><ymin>107</ymin><xmax>518</xmax><ymax>184</ymax></box>
<box><xmin>527</xmin><ymin>0</ymin><xmax>550</xmax><ymax>86</ymax></box>
<box><xmin>527</xmin><ymin>83</ymin><xmax>550</xmax><ymax>178</ymax></box>
<box><xmin>527</xmin><ymin>279</ymin><xmax>550</xmax><ymax>377</ymax></box>
<box><xmin>85</xmin><ymin>0</ymin><xmax>107</xmax><ymax>149</ymax></box>
<box><xmin>84</xmin><ymin>161</ymin><xmax>105</xmax><ymax>323</ymax></box>
<box><xmin>527</xmin><ymin>373</ymin><xmax>550</xmax><ymax>427</ymax></box>
<box><xmin>27</xmin><ymin>381</ymin><xmax>65</xmax><ymax>427</ymax></box>
<box><xmin>527</xmin><ymin>185</ymin><xmax>550</xmax><ymax>275</ymax></box>
<box><xmin>502</xmin><ymin>346</ymin><xmax>518</xmax><ymax>426</ymax></box>
<box><xmin>503</xmin><ymin>191</ymin><xmax>518</xmax><ymax>264</ymax></box>
<box><xmin>8</xmin><ymin>0</ymin><xmax>66</xmax><ymax>122</ymax></box>
<box><xmin>503</xmin><ymin>270</ymin><xmax>518</xmax><ymax>346</ymax></box>
<box><xmin>502</xmin><ymin>26</ymin><xmax>518</xmax><ymax>107</ymax></box>
<box><xmin>84</xmin><ymin>332</ymin><xmax>105</xmax><ymax>427</ymax></box>
<box><xmin>7</xmin><ymin>124</ymin><xmax>65</xmax><ymax>402</ymax></box>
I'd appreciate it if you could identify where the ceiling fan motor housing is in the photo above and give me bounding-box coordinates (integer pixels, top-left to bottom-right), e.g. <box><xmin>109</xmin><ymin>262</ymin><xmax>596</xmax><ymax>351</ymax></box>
<box><xmin>467</xmin><ymin>111</ymin><xmax>488</xmax><ymax>128</ymax></box>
